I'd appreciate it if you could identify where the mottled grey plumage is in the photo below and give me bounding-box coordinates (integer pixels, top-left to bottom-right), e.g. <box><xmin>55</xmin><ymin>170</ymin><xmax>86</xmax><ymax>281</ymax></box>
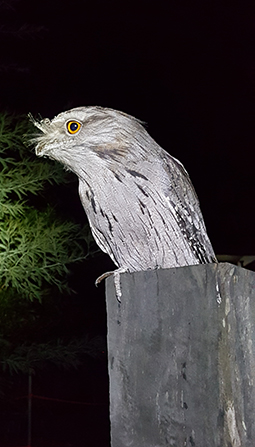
<box><xmin>30</xmin><ymin>106</ymin><xmax>216</xmax><ymax>290</ymax></box>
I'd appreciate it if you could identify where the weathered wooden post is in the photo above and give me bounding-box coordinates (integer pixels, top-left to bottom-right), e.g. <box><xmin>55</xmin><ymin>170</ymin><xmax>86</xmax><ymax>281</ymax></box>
<box><xmin>106</xmin><ymin>263</ymin><xmax>255</xmax><ymax>447</ymax></box>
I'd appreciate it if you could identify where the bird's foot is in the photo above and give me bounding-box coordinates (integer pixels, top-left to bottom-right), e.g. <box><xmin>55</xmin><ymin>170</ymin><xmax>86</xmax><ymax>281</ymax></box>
<box><xmin>95</xmin><ymin>267</ymin><xmax>127</xmax><ymax>302</ymax></box>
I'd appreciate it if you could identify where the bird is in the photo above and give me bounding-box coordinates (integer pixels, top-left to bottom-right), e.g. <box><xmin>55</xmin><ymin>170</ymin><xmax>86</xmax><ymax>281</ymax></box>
<box><xmin>30</xmin><ymin>106</ymin><xmax>216</xmax><ymax>299</ymax></box>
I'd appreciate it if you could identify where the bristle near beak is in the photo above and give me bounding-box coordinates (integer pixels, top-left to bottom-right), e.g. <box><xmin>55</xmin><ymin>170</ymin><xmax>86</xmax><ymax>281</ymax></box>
<box><xmin>27</xmin><ymin>114</ymin><xmax>54</xmax><ymax>156</ymax></box>
<box><xmin>28</xmin><ymin>113</ymin><xmax>51</xmax><ymax>134</ymax></box>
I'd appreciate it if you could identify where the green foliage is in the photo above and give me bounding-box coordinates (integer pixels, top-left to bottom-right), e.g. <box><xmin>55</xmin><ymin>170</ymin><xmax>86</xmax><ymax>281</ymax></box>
<box><xmin>1</xmin><ymin>207</ymin><xmax>88</xmax><ymax>300</ymax></box>
<box><xmin>0</xmin><ymin>335</ymin><xmax>106</xmax><ymax>375</ymax></box>
<box><xmin>0</xmin><ymin>196</ymin><xmax>95</xmax><ymax>301</ymax></box>
<box><xmin>0</xmin><ymin>113</ymin><xmax>98</xmax><ymax>301</ymax></box>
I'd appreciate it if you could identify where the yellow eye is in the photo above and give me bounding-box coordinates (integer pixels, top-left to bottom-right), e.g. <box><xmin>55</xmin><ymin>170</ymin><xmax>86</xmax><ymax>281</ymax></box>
<box><xmin>67</xmin><ymin>120</ymin><xmax>81</xmax><ymax>134</ymax></box>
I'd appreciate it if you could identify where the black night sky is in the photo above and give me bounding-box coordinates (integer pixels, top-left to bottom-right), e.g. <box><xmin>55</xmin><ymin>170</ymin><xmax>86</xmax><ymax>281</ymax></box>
<box><xmin>1</xmin><ymin>1</ymin><xmax>255</xmax><ymax>445</ymax></box>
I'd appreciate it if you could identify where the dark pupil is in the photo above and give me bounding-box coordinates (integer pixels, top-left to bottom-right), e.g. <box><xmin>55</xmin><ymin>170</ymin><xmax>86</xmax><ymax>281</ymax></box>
<box><xmin>70</xmin><ymin>122</ymin><xmax>78</xmax><ymax>131</ymax></box>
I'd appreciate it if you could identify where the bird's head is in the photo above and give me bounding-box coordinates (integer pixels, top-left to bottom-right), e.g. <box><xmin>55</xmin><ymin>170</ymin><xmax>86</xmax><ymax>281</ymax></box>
<box><xmin>29</xmin><ymin>106</ymin><xmax>151</xmax><ymax>177</ymax></box>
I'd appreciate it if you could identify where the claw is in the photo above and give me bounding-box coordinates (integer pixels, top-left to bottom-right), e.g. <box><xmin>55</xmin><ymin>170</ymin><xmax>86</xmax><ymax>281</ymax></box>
<box><xmin>95</xmin><ymin>267</ymin><xmax>127</xmax><ymax>302</ymax></box>
<box><xmin>95</xmin><ymin>270</ymin><xmax>114</xmax><ymax>286</ymax></box>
